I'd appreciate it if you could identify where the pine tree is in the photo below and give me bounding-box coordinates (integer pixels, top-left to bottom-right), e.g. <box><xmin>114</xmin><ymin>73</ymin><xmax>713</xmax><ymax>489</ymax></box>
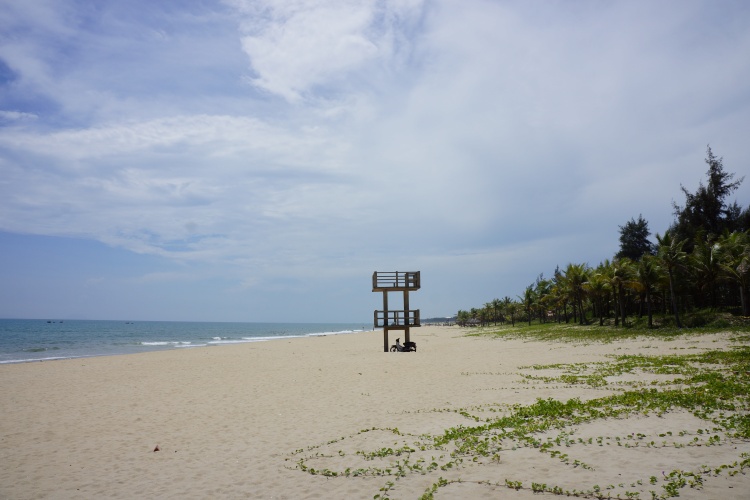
<box><xmin>671</xmin><ymin>146</ymin><xmax>745</xmax><ymax>251</ymax></box>
<box><xmin>616</xmin><ymin>215</ymin><xmax>654</xmax><ymax>261</ymax></box>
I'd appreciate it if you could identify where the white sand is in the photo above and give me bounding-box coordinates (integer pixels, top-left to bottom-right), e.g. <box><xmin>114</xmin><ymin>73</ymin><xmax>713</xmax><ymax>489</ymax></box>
<box><xmin>1</xmin><ymin>326</ymin><xmax>747</xmax><ymax>499</ymax></box>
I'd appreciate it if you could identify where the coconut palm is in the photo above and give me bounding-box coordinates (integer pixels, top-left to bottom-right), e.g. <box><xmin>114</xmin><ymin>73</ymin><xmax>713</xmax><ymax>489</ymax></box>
<box><xmin>490</xmin><ymin>298</ymin><xmax>503</xmax><ymax>325</ymax></box>
<box><xmin>604</xmin><ymin>258</ymin><xmax>634</xmax><ymax>327</ymax></box>
<box><xmin>690</xmin><ymin>235</ymin><xmax>722</xmax><ymax>308</ymax></box>
<box><xmin>502</xmin><ymin>296</ymin><xmax>517</xmax><ymax>326</ymax></box>
<box><xmin>656</xmin><ymin>230</ymin><xmax>688</xmax><ymax>328</ymax></box>
<box><xmin>552</xmin><ymin>267</ymin><xmax>570</xmax><ymax>323</ymax></box>
<box><xmin>545</xmin><ymin>282</ymin><xmax>561</xmax><ymax>323</ymax></box>
<box><xmin>564</xmin><ymin>263</ymin><xmax>589</xmax><ymax>325</ymax></box>
<box><xmin>470</xmin><ymin>307</ymin><xmax>480</xmax><ymax>326</ymax></box>
<box><xmin>480</xmin><ymin>303</ymin><xmax>494</xmax><ymax>326</ymax></box>
<box><xmin>583</xmin><ymin>271</ymin><xmax>610</xmax><ymax>326</ymax></box>
<box><xmin>716</xmin><ymin>230</ymin><xmax>750</xmax><ymax>316</ymax></box>
<box><xmin>633</xmin><ymin>255</ymin><xmax>662</xmax><ymax>328</ymax></box>
<box><xmin>520</xmin><ymin>285</ymin><xmax>536</xmax><ymax>326</ymax></box>
<box><xmin>456</xmin><ymin>310</ymin><xmax>470</xmax><ymax>327</ymax></box>
<box><xmin>535</xmin><ymin>276</ymin><xmax>552</xmax><ymax>323</ymax></box>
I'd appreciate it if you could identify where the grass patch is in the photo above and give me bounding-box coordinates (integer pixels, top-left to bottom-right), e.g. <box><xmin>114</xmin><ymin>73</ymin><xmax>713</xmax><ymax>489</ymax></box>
<box><xmin>288</xmin><ymin>330</ymin><xmax>750</xmax><ymax>499</ymax></box>
<box><xmin>467</xmin><ymin>316</ymin><xmax>750</xmax><ymax>343</ymax></box>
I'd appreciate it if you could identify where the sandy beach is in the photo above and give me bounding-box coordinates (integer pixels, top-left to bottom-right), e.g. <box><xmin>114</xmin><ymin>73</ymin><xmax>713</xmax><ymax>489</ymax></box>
<box><xmin>1</xmin><ymin>325</ymin><xmax>748</xmax><ymax>499</ymax></box>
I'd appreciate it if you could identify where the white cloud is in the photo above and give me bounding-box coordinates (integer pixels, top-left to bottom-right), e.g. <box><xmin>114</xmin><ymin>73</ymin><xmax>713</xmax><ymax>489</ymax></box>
<box><xmin>0</xmin><ymin>110</ymin><xmax>38</xmax><ymax>121</ymax></box>
<box><xmin>0</xmin><ymin>114</ymin><xmax>346</xmax><ymax>169</ymax></box>
<box><xmin>1</xmin><ymin>0</ymin><xmax>749</xmax><ymax>320</ymax></box>
<box><xmin>0</xmin><ymin>113</ymin><xmax>357</xmax><ymax>258</ymax></box>
<box><xmin>230</xmin><ymin>0</ymin><xmax>425</xmax><ymax>101</ymax></box>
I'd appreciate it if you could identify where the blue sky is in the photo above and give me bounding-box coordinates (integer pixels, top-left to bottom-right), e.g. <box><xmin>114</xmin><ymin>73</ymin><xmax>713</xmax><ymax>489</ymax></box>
<box><xmin>1</xmin><ymin>0</ymin><xmax>749</xmax><ymax>322</ymax></box>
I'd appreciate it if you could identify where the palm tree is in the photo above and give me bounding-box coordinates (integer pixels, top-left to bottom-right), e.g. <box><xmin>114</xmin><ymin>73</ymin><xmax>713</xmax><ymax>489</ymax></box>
<box><xmin>717</xmin><ymin>230</ymin><xmax>750</xmax><ymax>316</ymax></box>
<box><xmin>552</xmin><ymin>267</ymin><xmax>569</xmax><ymax>323</ymax></box>
<box><xmin>545</xmin><ymin>283</ymin><xmax>561</xmax><ymax>322</ymax></box>
<box><xmin>604</xmin><ymin>258</ymin><xmax>634</xmax><ymax>327</ymax></box>
<box><xmin>535</xmin><ymin>276</ymin><xmax>552</xmax><ymax>323</ymax></box>
<box><xmin>470</xmin><ymin>307</ymin><xmax>480</xmax><ymax>326</ymax></box>
<box><xmin>456</xmin><ymin>310</ymin><xmax>470</xmax><ymax>327</ymax></box>
<box><xmin>520</xmin><ymin>285</ymin><xmax>536</xmax><ymax>326</ymax></box>
<box><xmin>690</xmin><ymin>235</ymin><xmax>722</xmax><ymax>308</ymax></box>
<box><xmin>656</xmin><ymin>231</ymin><xmax>687</xmax><ymax>328</ymax></box>
<box><xmin>634</xmin><ymin>255</ymin><xmax>662</xmax><ymax>328</ymax></box>
<box><xmin>583</xmin><ymin>271</ymin><xmax>609</xmax><ymax>326</ymax></box>
<box><xmin>490</xmin><ymin>298</ymin><xmax>502</xmax><ymax>325</ymax></box>
<box><xmin>480</xmin><ymin>303</ymin><xmax>493</xmax><ymax>326</ymax></box>
<box><xmin>564</xmin><ymin>263</ymin><xmax>589</xmax><ymax>325</ymax></box>
<box><xmin>502</xmin><ymin>296</ymin><xmax>516</xmax><ymax>326</ymax></box>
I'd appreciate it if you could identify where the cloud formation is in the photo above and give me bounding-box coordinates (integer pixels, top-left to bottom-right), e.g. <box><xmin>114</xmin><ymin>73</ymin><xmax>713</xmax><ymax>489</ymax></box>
<box><xmin>1</xmin><ymin>0</ymin><xmax>749</xmax><ymax>321</ymax></box>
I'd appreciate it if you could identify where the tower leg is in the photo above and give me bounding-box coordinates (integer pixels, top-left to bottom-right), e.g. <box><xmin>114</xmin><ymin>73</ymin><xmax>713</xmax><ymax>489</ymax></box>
<box><xmin>383</xmin><ymin>290</ymin><xmax>389</xmax><ymax>352</ymax></box>
<box><xmin>404</xmin><ymin>290</ymin><xmax>410</xmax><ymax>343</ymax></box>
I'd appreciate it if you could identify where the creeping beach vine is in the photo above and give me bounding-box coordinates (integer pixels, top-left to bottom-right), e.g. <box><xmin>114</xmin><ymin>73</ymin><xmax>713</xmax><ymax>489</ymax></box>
<box><xmin>287</xmin><ymin>329</ymin><xmax>750</xmax><ymax>499</ymax></box>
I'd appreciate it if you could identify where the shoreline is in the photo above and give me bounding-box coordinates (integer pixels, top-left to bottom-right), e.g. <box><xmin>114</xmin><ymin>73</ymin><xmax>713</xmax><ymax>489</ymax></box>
<box><xmin>0</xmin><ymin>330</ymin><xmax>367</xmax><ymax>365</ymax></box>
<box><xmin>1</xmin><ymin>325</ymin><xmax>747</xmax><ymax>498</ymax></box>
<box><xmin>0</xmin><ymin>319</ymin><xmax>371</xmax><ymax>365</ymax></box>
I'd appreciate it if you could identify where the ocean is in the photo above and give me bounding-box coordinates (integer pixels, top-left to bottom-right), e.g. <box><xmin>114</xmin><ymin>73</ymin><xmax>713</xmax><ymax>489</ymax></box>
<box><xmin>0</xmin><ymin>319</ymin><xmax>370</xmax><ymax>364</ymax></box>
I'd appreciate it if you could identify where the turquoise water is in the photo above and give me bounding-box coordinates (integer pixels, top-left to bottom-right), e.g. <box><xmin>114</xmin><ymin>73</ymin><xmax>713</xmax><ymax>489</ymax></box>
<box><xmin>0</xmin><ymin>319</ymin><xmax>370</xmax><ymax>364</ymax></box>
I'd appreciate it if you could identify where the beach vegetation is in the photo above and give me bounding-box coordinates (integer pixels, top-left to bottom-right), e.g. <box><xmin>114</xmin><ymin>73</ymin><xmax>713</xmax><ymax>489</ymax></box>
<box><xmin>287</xmin><ymin>148</ymin><xmax>749</xmax><ymax>498</ymax></box>
<box><xmin>671</xmin><ymin>146</ymin><xmax>747</xmax><ymax>254</ymax></box>
<box><xmin>617</xmin><ymin>215</ymin><xmax>655</xmax><ymax>261</ymax></box>
<box><xmin>288</xmin><ymin>330</ymin><xmax>749</xmax><ymax>499</ymax></box>
<box><xmin>459</xmin><ymin>148</ymin><xmax>749</xmax><ymax>330</ymax></box>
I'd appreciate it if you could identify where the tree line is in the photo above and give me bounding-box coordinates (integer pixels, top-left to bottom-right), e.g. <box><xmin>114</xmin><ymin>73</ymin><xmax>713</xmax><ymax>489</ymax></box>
<box><xmin>456</xmin><ymin>146</ymin><xmax>750</xmax><ymax>329</ymax></box>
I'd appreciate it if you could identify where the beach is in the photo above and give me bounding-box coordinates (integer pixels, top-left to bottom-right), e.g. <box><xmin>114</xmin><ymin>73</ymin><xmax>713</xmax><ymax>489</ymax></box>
<box><xmin>1</xmin><ymin>325</ymin><xmax>748</xmax><ymax>499</ymax></box>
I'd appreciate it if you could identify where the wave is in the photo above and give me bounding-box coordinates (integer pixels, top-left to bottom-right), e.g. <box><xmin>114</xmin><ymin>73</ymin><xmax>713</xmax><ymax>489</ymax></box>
<box><xmin>208</xmin><ymin>329</ymin><xmax>364</xmax><ymax>345</ymax></box>
<box><xmin>0</xmin><ymin>326</ymin><xmax>369</xmax><ymax>364</ymax></box>
<box><xmin>308</xmin><ymin>329</ymin><xmax>363</xmax><ymax>336</ymax></box>
<box><xmin>23</xmin><ymin>346</ymin><xmax>61</xmax><ymax>353</ymax></box>
<box><xmin>0</xmin><ymin>355</ymin><xmax>84</xmax><ymax>364</ymax></box>
<box><xmin>139</xmin><ymin>341</ymin><xmax>194</xmax><ymax>346</ymax></box>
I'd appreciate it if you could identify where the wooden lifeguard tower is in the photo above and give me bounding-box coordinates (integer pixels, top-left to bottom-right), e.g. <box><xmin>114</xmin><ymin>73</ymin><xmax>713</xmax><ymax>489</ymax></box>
<box><xmin>372</xmin><ymin>271</ymin><xmax>421</xmax><ymax>352</ymax></box>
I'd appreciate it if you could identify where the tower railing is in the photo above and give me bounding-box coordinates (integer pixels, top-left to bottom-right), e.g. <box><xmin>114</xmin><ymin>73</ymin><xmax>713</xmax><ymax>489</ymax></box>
<box><xmin>372</xmin><ymin>271</ymin><xmax>420</xmax><ymax>291</ymax></box>
<box><xmin>373</xmin><ymin>309</ymin><xmax>421</xmax><ymax>328</ymax></box>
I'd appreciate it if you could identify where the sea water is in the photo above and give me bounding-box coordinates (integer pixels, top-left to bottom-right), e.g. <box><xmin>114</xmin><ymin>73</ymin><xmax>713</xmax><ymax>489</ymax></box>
<box><xmin>0</xmin><ymin>319</ymin><xmax>370</xmax><ymax>364</ymax></box>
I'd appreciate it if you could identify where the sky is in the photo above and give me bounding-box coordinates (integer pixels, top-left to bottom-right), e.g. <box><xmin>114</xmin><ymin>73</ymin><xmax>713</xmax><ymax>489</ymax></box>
<box><xmin>1</xmin><ymin>0</ymin><xmax>749</xmax><ymax>323</ymax></box>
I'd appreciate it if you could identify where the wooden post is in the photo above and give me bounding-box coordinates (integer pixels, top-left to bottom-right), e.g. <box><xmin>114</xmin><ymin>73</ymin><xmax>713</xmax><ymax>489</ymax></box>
<box><xmin>403</xmin><ymin>290</ymin><xmax>410</xmax><ymax>344</ymax></box>
<box><xmin>383</xmin><ymin>290</ymin><xmax>389</xmax><ymax>352</ymax></box>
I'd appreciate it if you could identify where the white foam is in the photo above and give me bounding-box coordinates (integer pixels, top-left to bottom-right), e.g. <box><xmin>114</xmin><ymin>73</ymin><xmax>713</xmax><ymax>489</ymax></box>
<box><xmin>140</xmin><ymin>341</ymin><xmax>193</xmax><ymax>346</ymax></box>
<box><xmin>0</xmin><ymin>356</ymin><xmax>83</xmax><ymax>364</ymax></box>
<box><xmin>308</xmin><ymin>329</ymin><xmax>362</xmax><ymax>337</ymax></box>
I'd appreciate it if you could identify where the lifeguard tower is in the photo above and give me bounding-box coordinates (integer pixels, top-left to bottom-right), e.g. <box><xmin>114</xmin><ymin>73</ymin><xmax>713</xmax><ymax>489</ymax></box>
<box><xmin>372</xmin><ymin>271</ymin><xmax>421</xmax><ymax>352</ymax></box>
